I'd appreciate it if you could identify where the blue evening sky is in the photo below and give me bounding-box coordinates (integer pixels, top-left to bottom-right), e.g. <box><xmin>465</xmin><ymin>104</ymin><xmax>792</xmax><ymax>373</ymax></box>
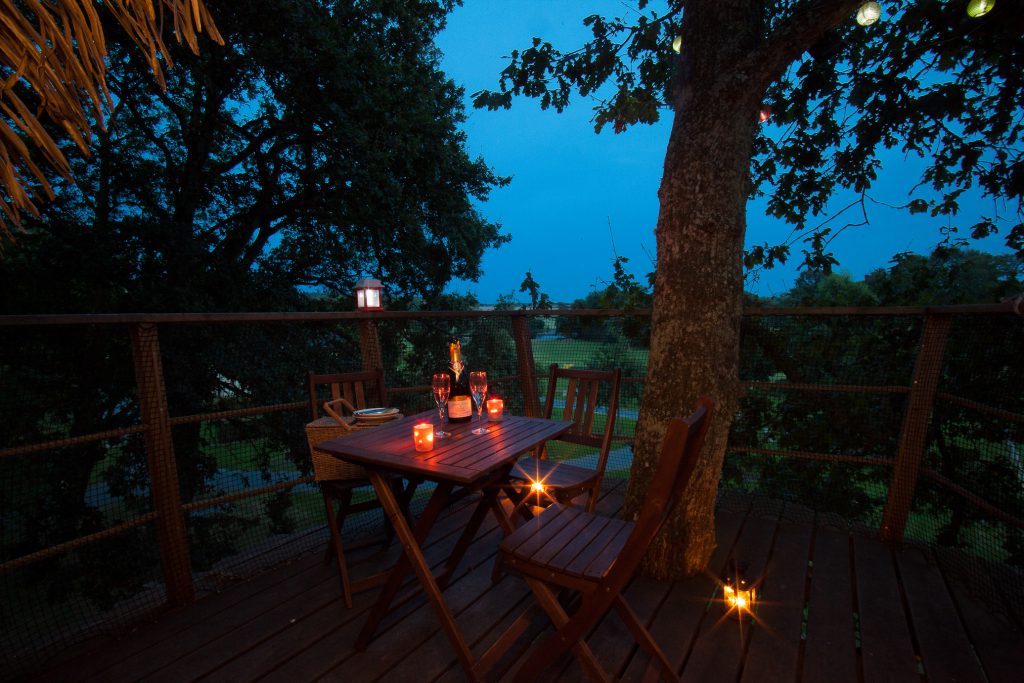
<box><xmin>436</xmin><ymin>1</ymin><xmax>1012</xmax><ymax>304</ymax></box>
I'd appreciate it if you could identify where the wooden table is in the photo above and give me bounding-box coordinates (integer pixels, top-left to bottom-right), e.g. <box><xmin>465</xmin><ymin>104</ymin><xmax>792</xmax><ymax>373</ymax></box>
<box><xmin>316</xmin><ymin>410</ymin><xmax>572</xmax><ymax>681</ymax></box>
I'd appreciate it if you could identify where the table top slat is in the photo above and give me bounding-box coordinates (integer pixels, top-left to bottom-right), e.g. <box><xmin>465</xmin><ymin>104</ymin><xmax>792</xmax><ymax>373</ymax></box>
<box><xmin>316</xmin><ymin>411</ymin><xmax>572</xmax><ymax>485</ymax></box>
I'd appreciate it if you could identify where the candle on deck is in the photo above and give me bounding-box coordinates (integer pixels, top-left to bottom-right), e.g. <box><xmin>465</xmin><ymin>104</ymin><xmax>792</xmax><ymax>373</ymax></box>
<box><xmin>413</xmin><ymin>422</ymin><xmax>434</xmax><ymax>452</ymax></box>
<box><xmin>486</xmin><ymin>398</ymin><xmax>504</xmax><ymax>421</ymax></box>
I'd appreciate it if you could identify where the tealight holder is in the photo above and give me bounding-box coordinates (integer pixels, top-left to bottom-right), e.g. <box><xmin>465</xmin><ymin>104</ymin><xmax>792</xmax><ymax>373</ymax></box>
<box><xmin>486</xmin><ymin>397</ymin><xmax>504</xmax><ymax>422</ymax></box>
<box><xmin>722</xmin><ymin>560</ymin><xmax>757</xmax><ymax>620</ymax></box>
<box><xmin>413</xmin><ymin>422</ymin><xmax>434</xmax><ymax>452</ymax></box>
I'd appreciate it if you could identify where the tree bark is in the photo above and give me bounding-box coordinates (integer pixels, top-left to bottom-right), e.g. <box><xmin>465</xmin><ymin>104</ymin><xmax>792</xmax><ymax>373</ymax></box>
<box><xmin>625</xmin><ymin>0</ymin><xmax>862</xmax><ymax>579</ymax></box>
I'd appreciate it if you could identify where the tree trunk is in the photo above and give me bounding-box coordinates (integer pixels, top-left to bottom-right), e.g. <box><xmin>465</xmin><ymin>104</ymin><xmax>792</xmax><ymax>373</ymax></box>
<box><xmin>625</xmin><ymin>2</ymin><xmax>764</xmax><ymax>579</ymax></box>
<box><xmin>625</xmin><ymin>0</ymin><xmax>860</xmax><ymax>579</ymax></box>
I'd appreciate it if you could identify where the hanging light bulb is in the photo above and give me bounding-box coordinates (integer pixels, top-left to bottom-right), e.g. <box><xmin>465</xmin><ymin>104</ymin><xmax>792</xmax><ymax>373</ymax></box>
<box><xmin>856</xmin><ymin>1</ymin><xmax>882</xmax><ymax>26</ymax></box>
<box><xmin>966</xmin><ymin>0</ymin><xmax>995</xmax><ymax>17</ymax></box>
<box><xmin>758</xmin><ymin>105</ymin><xmax>772</xmax><ymax>123</ymax></box>
<box><xmin>672</xmin><ymin>35</ymin><xmax>682</xmax><ymax>53</ymax></box>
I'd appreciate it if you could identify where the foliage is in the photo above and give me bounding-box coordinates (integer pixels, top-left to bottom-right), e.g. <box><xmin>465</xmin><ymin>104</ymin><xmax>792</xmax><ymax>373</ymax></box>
<box><xmin>473</xmin><ymin>0</ymin><xmax>1024</xmax><ymax>269</ymax></box>
<box><xmin>728</xmin><ymin>249</ymin><xmax>1024</xmax><ymax>566</ymax></box>
<box><xmin>472</xmin><ymin>0</ymin><xmax>1023</xmax><ymax>576</ymax></box>
<box><xmin>865</xmin><ymin>248</ymin><xmax>1023</xmax><ymax>305</ymax></box>
<box><xmin>0</xmin><ymin>0</ymin><xmax>505</xmax><ymax>609</ymax></box>
<box><xmin>555</xmin><ymin>256</ymin><xmax>652</xmax><ymax>345</ymax></box>
<box><xmin>0</xmin><ymin>0</ymin><xmax>222</xmax><ymax>239</ymax></box>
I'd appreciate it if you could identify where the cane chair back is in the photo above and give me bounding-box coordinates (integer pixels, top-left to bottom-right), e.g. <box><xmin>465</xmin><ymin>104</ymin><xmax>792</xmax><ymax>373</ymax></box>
<box><xmin>304</xmin><ymin>368</ymin><xmax>409</xmax><ymax>609</ymax></box>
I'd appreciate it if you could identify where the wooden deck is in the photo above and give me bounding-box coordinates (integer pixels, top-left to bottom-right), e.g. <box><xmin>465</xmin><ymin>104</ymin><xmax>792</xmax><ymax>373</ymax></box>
<box><xmin>40</xmin><ymin>480</ymin><xmax>1024</xmax><ymax>682</ymax></box>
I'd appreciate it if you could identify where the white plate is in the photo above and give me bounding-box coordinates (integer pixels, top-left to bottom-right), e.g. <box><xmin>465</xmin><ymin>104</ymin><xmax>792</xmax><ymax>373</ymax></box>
<box><xmin>353</xmin><ymin>407</ymin><xmax>399</xmax><ymax>421</ymax></box>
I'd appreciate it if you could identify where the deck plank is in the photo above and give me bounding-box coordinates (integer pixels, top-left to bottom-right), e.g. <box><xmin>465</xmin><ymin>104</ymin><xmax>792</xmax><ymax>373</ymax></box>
<box><xmin>897</xmin><ymin>546</ymin><xmax>985</xmax><ymax>683</ymax></box>
<box><xmin>38</xmin><ymin>551</ymin><xmax>326</xmax><ymax>682</ymax></box>
<box><xmin>740</xmin><ymin>506</ymin><xmax>813</xmax><ymax>683</ymax></box>
<box><xmin>852</xmin><ymin>535</ymin><xmax>919</xmax><ymax>682</ymax></box>
<box><xmin>257</xmin><ymin>506</ymin><xmax>506</xmax><ymax>681</ymax></box>
<box><xmin>683</xmin><ymin>503</ymin><xmax>780</xmax><ymax>682</ymax></box>
<box><xmin>432</xmin><ymin>484</ymin><xmax>628</xmax><ymax>683</ymax></box>
<box><xmin>617</xmin><ymin>503</ymin><xmax>748</xmax><ymax>681</ymax></box>
<box><xmin>35</xmin><ymin>486</ymin><xmax>1024</xmax><ymax>683</ymax></box>
<box><xmin>934</xmin><ymin>548</ymin><xmax>1024</xmax><ymax>683</ymax></box>
<box><xmin>801</xmin><ymin>526</ymin><xmax>857</xmax><ymax>683</ymax></box>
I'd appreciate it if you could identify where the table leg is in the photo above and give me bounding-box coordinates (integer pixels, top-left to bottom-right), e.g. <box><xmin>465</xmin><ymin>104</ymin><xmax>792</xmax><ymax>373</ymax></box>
<box><xmin>356</xmin><ymin>475</ymin><xmax>454</xmax><ymax>651</ymax></box>
<box><xmin>437</xmin><ymin>466</ymin><xmax>517</xmax><ymax>589</ymax></box>
<box><xmin>362</xmin><ymin>471</ymin><xmax>480</xmax><ymax>678</ymax></box>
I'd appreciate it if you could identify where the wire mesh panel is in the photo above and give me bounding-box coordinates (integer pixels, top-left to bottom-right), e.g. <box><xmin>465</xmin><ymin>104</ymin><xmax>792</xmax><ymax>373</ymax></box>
<box><xmin>725</xmin><ymin>313</ymin><xmax>921</xmax><ymax>526</ymax></box>
<box><xmin>375</xmin><ymin>314</ymin><xmax>524</xmax><ymax>415</ymax></box>
<box><xmin>911</xmin><ymin>313</ymin><xmax>1024</xmax><ymax>622</ymax></box>
<box><xmin>0</xmin><ymin>325</ymin><xmax>162</xmax><ymax>676</ymax></box>
<box><xmin>155</xmin><ymin>321</ymin><xmax>381</xmax><ymax>587</ymax></box>
<box><xmin>528</xmin><ymin>314</ymin><xmax>648</xmax><ymax>478</ymax></box>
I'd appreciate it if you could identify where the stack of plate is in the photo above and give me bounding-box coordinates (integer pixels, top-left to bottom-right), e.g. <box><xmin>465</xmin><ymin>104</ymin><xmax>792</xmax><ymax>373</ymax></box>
<box><xmin>353</xmin><ymin>407</ymin><xmax>400</xmax><ymax>423</ymax></box>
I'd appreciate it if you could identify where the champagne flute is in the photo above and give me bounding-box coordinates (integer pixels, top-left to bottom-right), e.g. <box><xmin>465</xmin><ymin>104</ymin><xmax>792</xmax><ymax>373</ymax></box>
<box><xmin>431</xmin><ymin>373</ymin><xmax>450</xmax><ymax>438</ymax></box>
<box><xmin>469</xmin><ymin>371</ymin><xmax>488</xmax><ymax>435</ymax></box>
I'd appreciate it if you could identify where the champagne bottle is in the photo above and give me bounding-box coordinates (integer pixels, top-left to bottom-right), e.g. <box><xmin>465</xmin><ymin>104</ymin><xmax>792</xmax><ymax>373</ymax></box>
<box><xmin>446</xmin><ymin>337</ymin><xmax>473</xmax><ymax>423</ymax></box>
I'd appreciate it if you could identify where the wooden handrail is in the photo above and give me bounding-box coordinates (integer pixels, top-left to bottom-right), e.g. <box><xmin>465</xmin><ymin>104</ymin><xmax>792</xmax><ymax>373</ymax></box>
<box><xmin>0</xmin><ymin>301</ymin><xmax>1017</xmax><ymax>327</ymax></box>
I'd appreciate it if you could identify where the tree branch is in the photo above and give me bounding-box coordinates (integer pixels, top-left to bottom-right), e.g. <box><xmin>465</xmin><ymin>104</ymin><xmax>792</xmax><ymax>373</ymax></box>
<box><xmin>741</xmin><ymin>0</ymin><xmax>863</xmax><ymax>93</ymax></box>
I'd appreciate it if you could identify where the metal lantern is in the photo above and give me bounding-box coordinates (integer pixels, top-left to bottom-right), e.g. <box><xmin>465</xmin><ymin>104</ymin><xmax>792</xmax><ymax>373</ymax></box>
<box><xmin>967</xmin><ymin>0</ymin><xmax>995</xmax><ymax>17</ymax></box>
<box><xmin>354</xmin><ymin>278</ymin><xmax>383</xmax><ymax>311</ymax></box>
<box><xmin>856</xmin><ymin>2</ymin><xmax>882</xmax><ymax>26</ymax></box>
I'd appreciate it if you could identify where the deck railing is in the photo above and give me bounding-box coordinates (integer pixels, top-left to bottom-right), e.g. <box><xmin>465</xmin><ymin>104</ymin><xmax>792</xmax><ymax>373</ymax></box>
<box><xmin>1</xmin><ymin>304</ymin><xmax>1022</xmax><ymax>672</ymax></box>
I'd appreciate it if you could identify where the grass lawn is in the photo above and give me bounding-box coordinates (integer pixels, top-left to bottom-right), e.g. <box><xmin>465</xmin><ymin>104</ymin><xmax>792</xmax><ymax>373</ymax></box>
<box><xmin>531</xmin><ymin>338</ymin><xmax>649</xmax><ymax>372</ymax></box>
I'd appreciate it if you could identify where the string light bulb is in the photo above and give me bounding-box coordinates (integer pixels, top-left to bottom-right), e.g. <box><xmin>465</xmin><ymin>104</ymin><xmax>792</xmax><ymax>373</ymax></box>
<box><xmin>672</xmin><ymin>35</ymin><xmax>682</xmax><ymax>53</ymax></box>
<box><xmin>856</xmin><ymin>2</ymin><xmax>882</xmax><ymax>26</ymax></box>
<box><xmin>967</xmin><ymin>0</ymin><xmax>995</xmax><ymax>17</ymax></box>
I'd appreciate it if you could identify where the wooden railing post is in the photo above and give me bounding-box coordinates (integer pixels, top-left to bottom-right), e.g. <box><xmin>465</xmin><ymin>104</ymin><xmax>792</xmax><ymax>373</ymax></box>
<box><xmin>358</xmin><ymin>318</ymin><xmax>383</xmax><ymax>371</ymax></box>
<box><xmin>129</xmin><ymin>323</ymin><xmax>194</xmax><ymax>605</ymax></box>
<box><xmin>880</xmin><ymin>313</ymin><xmax>952</xmax><ymax>542</ymax></box>
<box><xmin>511</xmin><ymin>314</ymin><xmax>540</xmax><ymax>418</ymax></box>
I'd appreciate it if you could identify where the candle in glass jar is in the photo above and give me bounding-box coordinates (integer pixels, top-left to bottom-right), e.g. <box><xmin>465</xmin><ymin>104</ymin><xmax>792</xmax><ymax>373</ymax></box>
<box><xmin>413</xmin><ymin>422</ymin><xmax>434</xmax><ymax>452</ymax></box>
<box><xmin>486</xmin><ymin>398</ymin><xmax>504</xmax><ymax>421</ymax></box>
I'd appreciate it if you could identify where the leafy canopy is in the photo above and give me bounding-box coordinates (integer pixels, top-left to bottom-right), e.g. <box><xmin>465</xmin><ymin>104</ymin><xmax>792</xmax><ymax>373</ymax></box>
<box><xmin>472</xmin><ymin>1</ymin><xmax>1023</xmax><ymax>271</ymax></box>
<box><xmin>3</xmin><ymin>0</ymin><xmax>507</xmax><ymax>313</ymax></box>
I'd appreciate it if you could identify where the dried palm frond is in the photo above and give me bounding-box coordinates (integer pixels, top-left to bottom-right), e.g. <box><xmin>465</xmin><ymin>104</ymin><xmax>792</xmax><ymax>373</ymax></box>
<box><xmin>0</xmin><ymin>0</ymin><xmax>223</xmax><ymax>246</ymax></box>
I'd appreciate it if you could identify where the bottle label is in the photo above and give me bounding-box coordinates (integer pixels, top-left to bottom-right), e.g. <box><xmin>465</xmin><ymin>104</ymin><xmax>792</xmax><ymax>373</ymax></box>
<box><xmin>448</xmin><ymin>396</ymin><xmax>472</xmax><ymax>419</ymax></box>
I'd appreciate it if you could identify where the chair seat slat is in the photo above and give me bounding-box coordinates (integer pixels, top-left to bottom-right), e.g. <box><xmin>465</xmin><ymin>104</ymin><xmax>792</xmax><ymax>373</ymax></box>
<box><xmin>529</xmin><ymin>508</ymin><xmax>599</xmax><ymax>569</ymax></box>
<box><xmin>504</xmin><ymin>503</ymin><xmax>575</xmax><ymax>556</ymax></box>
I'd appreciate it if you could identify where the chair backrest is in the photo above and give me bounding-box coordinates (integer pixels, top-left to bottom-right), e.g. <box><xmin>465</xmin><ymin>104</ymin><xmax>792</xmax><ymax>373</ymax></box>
<box><xmin>307</xmin><ymin>368</ymin><xmax>387</xmax><ymax>420</ymax></box>
<box><xmin>608</xmin><ymin>397</ymin><xmax>714</xmax><ymax>585</ymax></box>
<box><xmin>542</xmin><ymin>364</ymin><xmax>622</xmax><ymax>472</ymax></box>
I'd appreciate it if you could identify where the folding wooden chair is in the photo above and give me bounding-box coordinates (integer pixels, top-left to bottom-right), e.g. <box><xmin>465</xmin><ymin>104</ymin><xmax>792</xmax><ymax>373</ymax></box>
<box><xmin>305</xmin><ymin>369</ymin><xmax>415</xmax><ymax>607</ymax></box>
<box><xmin>494</xmin><ymin>397</ymin><xmax>714</xmax><ymax>682</ymax></box>
<box><xmin>506</xmin><ymin>364</ymin><xmax>622</xmax><ymax>515</ymax></box>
